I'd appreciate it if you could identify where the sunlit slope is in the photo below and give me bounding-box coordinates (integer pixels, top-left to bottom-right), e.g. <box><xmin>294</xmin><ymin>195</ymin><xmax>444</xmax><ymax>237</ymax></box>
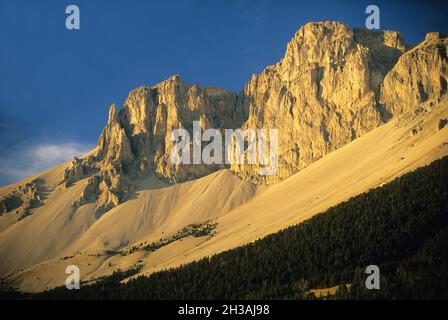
<box><xmin>0</xmin><ymin>168</ymin><xmax>260</xmax><ymax>277</ymax></box>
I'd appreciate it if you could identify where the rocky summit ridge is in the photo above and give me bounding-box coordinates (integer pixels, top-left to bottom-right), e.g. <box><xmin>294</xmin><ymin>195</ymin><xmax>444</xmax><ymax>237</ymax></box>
<box><xmin>3</xmin><ymin>21</ymin><xmax>447</xmax><ymax>216</ymax></box>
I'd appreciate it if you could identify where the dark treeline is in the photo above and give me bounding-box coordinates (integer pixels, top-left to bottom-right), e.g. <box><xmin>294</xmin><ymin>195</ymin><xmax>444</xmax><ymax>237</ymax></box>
<box><xmin>23</xmin><ymin>156</ymin><xmax>448</xmax><ymax>299</ymax></box>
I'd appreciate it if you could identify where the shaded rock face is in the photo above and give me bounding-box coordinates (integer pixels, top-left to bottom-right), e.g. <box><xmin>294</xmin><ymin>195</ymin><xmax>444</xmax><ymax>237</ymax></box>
<box><xmin>60</xmin><ymin>21</ymin><xmax>447</xmax><ymax>214</ymax></box>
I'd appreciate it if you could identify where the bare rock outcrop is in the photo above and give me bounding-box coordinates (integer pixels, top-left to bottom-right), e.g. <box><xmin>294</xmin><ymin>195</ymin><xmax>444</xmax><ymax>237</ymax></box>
<box><xmin>64</xmin><ymin>75</ymin><xmax>247</xmax><ymax>214</ymax></box>
<box><xmin>0</xmin><ymin>182</ymin><xmax>41</xmax><ymax>218</ymax></box>
<box><xmin>62</xmin><ymin>157</ymin><xmax>97</xmax><ymax>187</ymax></box>
<box><xmin>380</xmin><ymin>32</ymin><xmax>448</xmax><ymax>116</ymax></box>
<box><xmin>232</xmin><ymin>22</ymin><xmax>406</xmax><ymax>183</ymax></box>
<box><xmin>61</xmin><ymin>21</ymin><xmax>448</xmax><ymax>214</ymax></box>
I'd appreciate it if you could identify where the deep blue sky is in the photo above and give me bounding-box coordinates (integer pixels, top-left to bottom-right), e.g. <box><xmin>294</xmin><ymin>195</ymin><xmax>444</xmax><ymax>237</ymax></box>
<box><xmin>0</xmin><ymin>0</ymin><xmax>447</xmax><ymax>185</ymax></box>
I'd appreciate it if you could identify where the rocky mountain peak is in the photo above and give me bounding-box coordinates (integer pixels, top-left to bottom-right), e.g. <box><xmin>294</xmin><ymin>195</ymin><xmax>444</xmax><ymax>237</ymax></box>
<box><xmin>59</xmin><ymin>21</ymin><xmax>447</xmax><ymax>213</ymax></box>
<box><xmin>425</xmin><ymin>32</ymin><xmax>447</xmax><ymax>42</ymax></box>
<box><xmin>235</xmin><ymin>21</ymin><xmax>409</xmax><ymax>183</ymax></box>
<box><xmin>107</xmin><ymin>103</ymin><xmax>119</xmax><ymax>124</ymax></box>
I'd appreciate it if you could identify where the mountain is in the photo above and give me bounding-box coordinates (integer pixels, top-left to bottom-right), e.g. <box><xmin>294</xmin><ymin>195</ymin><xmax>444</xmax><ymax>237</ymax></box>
<box><xmin>0</xmin><ymin>21</ymin><xmax>447</xmax><ymax>293</ymax></box>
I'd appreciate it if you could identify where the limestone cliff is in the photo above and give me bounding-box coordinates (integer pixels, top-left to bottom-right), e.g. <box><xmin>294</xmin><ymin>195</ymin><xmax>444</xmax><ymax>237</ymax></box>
<box><xmin>58</xmin><ymin>21</ymin><xmax>447</xmax><ymax>214</ymax></box>
<box><xmin>232</xmin><ymin>22</ymin><xmax>406</xmax><ymax>183</ymax></box>
<box><xmin>380</xmin><ymin>32</ymin><xmax>448</xmax><ymax>116</ymax></box>
<box><xmin>64</xmin><ymin>75</ymin><xmax>247</xmax><ymax>214</ymax></box>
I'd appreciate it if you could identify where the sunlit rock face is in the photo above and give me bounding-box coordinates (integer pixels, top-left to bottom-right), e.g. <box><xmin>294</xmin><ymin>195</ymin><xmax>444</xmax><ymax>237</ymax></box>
<box><xmin>232</xmin><ymin>22</ymin><xmax>406</xmax><ymax>184</ymax></box>
<box><xmin>380</xmin><ymin>32</ymin><xmax>448</xmax><ymax>116</ymax></box>
<box><xmin>59</xmin><ymin>21</ymin><xmax>447</xmax><ymax>213</ymax></box>
<box><xmin>64</xmin><ymin>75</ymin><xmax>248</xmax><ymax>214</ymax></box>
